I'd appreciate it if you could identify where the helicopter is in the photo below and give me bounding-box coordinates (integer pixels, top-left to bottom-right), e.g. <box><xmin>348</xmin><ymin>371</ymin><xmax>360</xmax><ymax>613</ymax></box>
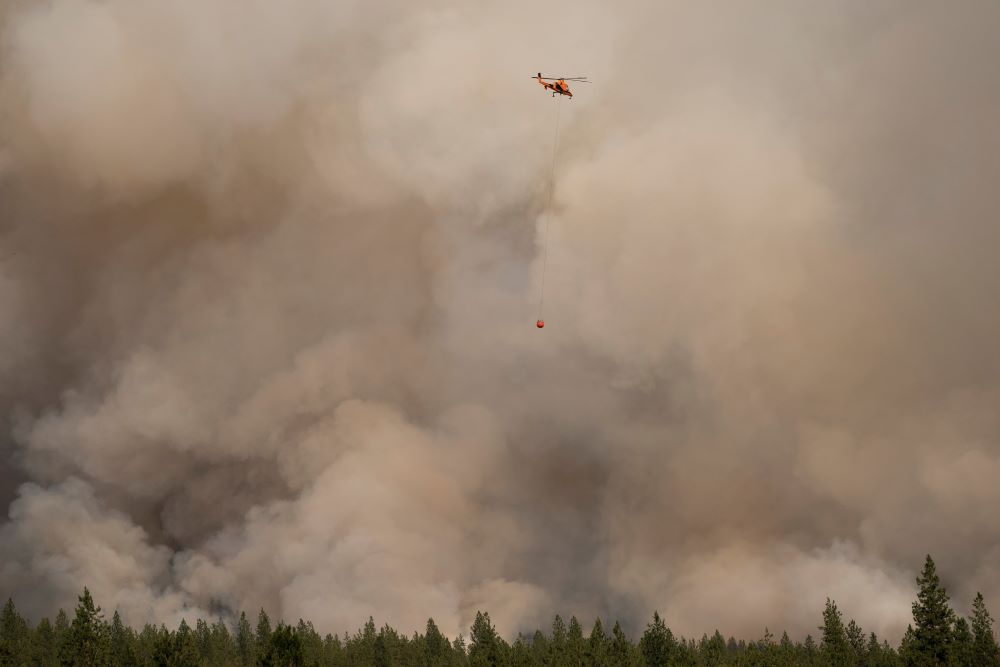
<box><xmin>533</xmin><ymin>73</ymin><xmax>589</xmax><ymax>98</ymax></box>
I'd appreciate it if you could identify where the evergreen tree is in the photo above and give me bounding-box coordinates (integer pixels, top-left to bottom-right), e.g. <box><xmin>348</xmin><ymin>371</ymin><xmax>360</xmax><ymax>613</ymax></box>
<box><xmin>878</xmin><ymin>640</ymin><xmax>902</xmax><ymax>667</ymax></box>
<box><xmin>452</xmin><ymin>633</ymin><xmax>466</xmax><ymax>657</ymax></box>
<box><xmin>673</xmin><ymin>636</ymin><xmax>697</xmax><ymax>666</ymax></box>
<box><xmin>701</xmin><ymin>630</ymin><xmax>727</xmax><ymax>665</ymax></box>
<box><xmin>53</xmin><ymin>610</ymin><xmax>69</xmax><ymax>660</ymax></box>
<box><xmin>151</xmin><ymin>625</ymin><xmax>174</xmax><ymax>667</ymax></box>
<box><xmin>173</xmin><ymin>619</ymin><xmax>200</xmax><ymax>667</ymax></box>
<box><xmin>469</xmin><ymin>611</ymin><xmax>504</xmax><ymax>666</ymax></box>
<box><xmin>910</xmin><ymin>555</ymin><xmax>956</xmax><ymax>666</ymax></box>
<box><xmin>256</xmin><ymin>609</ymin><xmax>273</xmax><ymax>649</ymax></box>
<box><xmin>510</xmin><ymin>634</ymin><xmax>533</xmax><ymax>667</ymax></box>
<box><xmin>639</xmin><ymin>611</ymin><xmax>676</xmax><ymax>666</ymax></box>
<box><xmin>236</xmin><ymin>610</ymin><xmax>256</xmax><ymax>666</ymax></box>
<box><xmin>588</xmin><ymin>618</ymin><xmax>610</xmax><ymax>666</ymax></box>
<box><xmin>32</xmin><ymin>617</ymin><xmax>58</xmax><ymax>667</ymax></box>
<box><xmin>349</xmin><ymin>616</ymin><xmax>378</xmax><ymax>665</ymax></box>
<box><xmin>899</xmin><ymin>624</ymin><xmax>917</xmax><ymax>666</ymax></box>
<box><xmin>549</xmin><ymin>614</ymin><xmax>567</xmax><ymax>664</ymax></box>
<box><xmin>210</xmin><ymin>618</ymin><xmax>236</xmax><ymax>665</ymax></box>
<box><xmin>846</xmin><ymin>619</ymin><xmax>866</xmax><ymax>662</ymax></box>
<box><xmin>866</xmin><ymin>632</ymin><xmax>883</xmax><ymax>667</ymax></box>
<box><xmin>803</xmin><ymin>634</ymin><xmax>819</xmax><ymax>665</ymax></box>
<box><xmin>971</xmin><ymin>592</ymin><xmax>1000</xmax><ymax>667</ymax></box>
<box><xmin>425</xmin><ymin>618</ymin><xmax>449</xmax><ymax>665</ymax></box>
<box><xmin>566</xmin><ymin>616</ymin><xmax>585</xmax><ymax>665</ymax></box>
<box><xmin>530</xmin><ymin>629</ymin><xmax>549</xmax><ymax>665</ymax></box>
<box><xmin>136</xmin><ymin>623</ymin><xmax>160</xmax><ymax>665</ymax></box>
<box><xmin>952</xmin><ymin>617</ymin><xmax>974</xmax><ymax>667</ymax></box>
<box><xmin>753</xmin><ymin>627</ymin><xmax>776</xmax><ymax>667</ymax></box>
<box><xmin>60</xmin><ymin>587</ymin><xmax>107</xmax><ymax>666</ymax></box>
<box><xmin>194</xmin><ymin>617</ymin><xmax>212</xmax><ymax>660</ymax></box>
<box><xmin>259</xmin><ymin>622</ymin><xmax>304</xmax><ymax>667</ymax></box>
<box><xmin>375</xmin><ymin>623</ymin><xmax>403</xmax><ymax>667</ymax></box>
<box><xmin>296</xmin><ymin>619</ymin><xmax>323</xmax><ymax>666</ymax></box>
<box><xmin>821</xmin><ymin>598</ymin><xmax>853</xmax><ymax>666</ymax></box>
<box><xmin>0</xmin><ymin>599</ymin><xmax>29</xmax><ymax>660</ymax></box>
<box><xmin>372</xmin><ymin>625</ymin><xmax>389</xmax><ymax>666</ymax></box>
<box><xmin>324</xmin><ymin>633</ymin><xmax>344</xmax><ymax>666</ymax></box>
<box><xmin>108</xmin><ymin>610</ymin><xmax>137</xmax><ymax>667</ymax></box>
<box><xmin>610</xmin><ymin>621</ymin><xmax>633</xmax><ymax>666</ymax></box>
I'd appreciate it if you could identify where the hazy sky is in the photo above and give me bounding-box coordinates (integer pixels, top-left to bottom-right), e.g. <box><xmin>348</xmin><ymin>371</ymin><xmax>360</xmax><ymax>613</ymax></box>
<box><xmin>2</xmin><ymin>0</ymin><xmax>1000</xmax><ymax>643</ymax></box>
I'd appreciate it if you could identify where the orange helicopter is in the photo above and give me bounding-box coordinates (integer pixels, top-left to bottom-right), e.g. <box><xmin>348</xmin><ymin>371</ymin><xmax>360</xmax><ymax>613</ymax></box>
<box><xmin>533</xmin><ymin>73</ymin><xmax>589</xmax><ymax>98</ymax></box>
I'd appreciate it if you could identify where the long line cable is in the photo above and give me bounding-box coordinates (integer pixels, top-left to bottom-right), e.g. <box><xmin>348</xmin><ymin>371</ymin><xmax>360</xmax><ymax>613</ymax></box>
<box><xmin>537</xmin><ymin>95</ymin><xmax>563</xmax><ymax>323</ymax></box>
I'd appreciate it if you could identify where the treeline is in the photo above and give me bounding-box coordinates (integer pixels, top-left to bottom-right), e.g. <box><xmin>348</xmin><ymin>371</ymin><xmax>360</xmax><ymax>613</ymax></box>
<box><xmin>1</xmin><ymin>555</ymin><xmax>999</xmax><ymax>665</ymax></box>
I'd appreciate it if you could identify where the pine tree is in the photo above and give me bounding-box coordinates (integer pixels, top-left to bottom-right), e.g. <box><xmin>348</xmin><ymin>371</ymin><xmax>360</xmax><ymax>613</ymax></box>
<box><xmin>260</xmin><ymin>622</ymin><xmax>304</xmax><ymax>667</ymax></box>
<box><xmin>549</xmin><ymin>614</ymin><xmax>567</xmax><ymax>664</ymax></box>
<box><xmin>53</xmin><ymin>610</ymin><xmax>70</xmax><ymax>659</ymax></box>
<box><xmin>324</xmin><ymin>633</ymin><xmax>344</xmax><ymax>665</ymax></box>
<box><xmin>971</xmin><ymin>592</ymin><xmax>1000</xmax><ymax>667</ymax></box>
<box><xmin>952</xmin><ymin>617</ymin><xmax>974</xmax><ymax>667</ymax></box>
<box><xmin>702</xmin><ymin>630</ymin><xmax>727</xmax><ymax>665</ymax></box>
<box><xmin>610</xmin><ymin>621</ymin><xmax>633</xmax><ymax>666</ymax></box>
<box><xmin>173</xmin><ymin>619</ymin><xmax>200</xmax><ymax>667</ymax></box>
<box><xmin>821</xmin><ymin>598</ymin><xmax>853</xmax><ymax>666</ymax></box>
<box><xmin>846</xmin><ymin>619</ymin><xmax>865</xmax><ymax>662</ymax></box>
<box><xmin>194</xmin><ymin>617</ymin><xmax>211</xmax><ymax>660</ymax></box>
<box><xmin>256</xmin><ymin>608</ymin><xmax>273</xmax><ymax>649</ymax></box>
<box><xmin>136</xmin><ymin>623</ymin><xmax>160</xmax><ymax>665</ymax></box>
<box><xmin>910</xmin><ymin>555</ymin><xmax>956</xmax><ymax>666</ymax></box>
<box><xmin>866</xmin><ymin>632</ymin><xmax>883</xmax><ymax>666</ymax></box>
<box><xmin>60</xmin><ymin>587</ymin><xmax>107</xmax><ymax>666</ymax></box>
<box><xmin>210</xmin><ymin>618</ymin><xmax>235</xmax><ymax>665</ymax></box>
<box><xmin>425</xmin><ymin>618</ymin><xmax>449</xmax><ymax>665</ymax></box>
<box><xmin>880</xmin><ymin>639</ymin><xmax>901</xmax><ymax>667</ymax></box>
<box><xmin>899</xmin><ymin>624</ymin><xmax>917</xmax><ymax>666</ymax></box>
<box><xmin>345</xmin><ymin>617</ymin><xmax>379</xmax><ymax>665</ymax></box>
<box><xmin>530</xmin><ymin>629</ymin><xmax>549</xmax><ymax>665</ymax></box>
<box><xmin>236</xmin><ymin>610</ymin><xmax>256</xmax><ymax>666</ymax></box>
<box><xmin>508</xmin><ymin>634</ymin><xmax>532</xmax><ymax>667</ymax></box>
<box><xmin>639</xmin><ymin>611</ymin><xmax>676</xmax><ymax>666</ymax></box>
<box><xmin>32</xmin><ymin>617</ymin><xmax>58</xmax><ymax>667</ymax></box>
<box><xmin>588</xmin><ymin>618</ymin><xmax>610</xmax><ymax>666</ymax></box>
<box><xmin>469</xmin><ymin>611</ymin><xmax>503</xmax><ymax>666</ymax></box>
<box><xmin>296</xmin><ymin>619</ymin><xmax>323</xmax><ymax>666</ymax></box>
<box><xmin>0</xmin><ymin>598</ymin><xmax>29</xmax><ymax>660</ymax></box>
<box><xmin>803</xmin><ymin>634</ymin><xmax>819</xmax><ymax>665</ymax></box>
<box><xmin>375</xmin><ymin>623</ymin><xmax>403</xmax><ymax>667</ymax></box>
<box><xmin>566</xmin><ymin>616</ymin><xmax>585</xmax><ymax>665</ymax></box>
<box><xmin>151</xmin><ymin>625</ymin><xmax>174</xmax><ymax>666</ymax></box>
<box><xmin>108</xmin><ymin>610</ymin><xmax>137</xmax><ymax>667</ymax></box>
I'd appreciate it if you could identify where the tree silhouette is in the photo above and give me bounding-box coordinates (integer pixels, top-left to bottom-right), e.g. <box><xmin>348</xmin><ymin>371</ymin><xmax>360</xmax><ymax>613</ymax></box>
<box><xmin>639</xmin><ymin>611</ymin><xmax>676</xmax><ymax>666</ymax></box>
<box><xmin>910</xmin><ymin>554</ymin><xmax>956</xmax><ymax>666</ymax></box>
<box><xmin>820</xmin><ymin>598</ymin><xmax>852</xmax><ymax>666</ymax></box>
<box><xmin>971</xmin><ymin>592</ymin><xmax>1000</xmax><ymax>667</ymax></box>
<box><xmin>61</xmin><ymin>587</ymin><xmax>107</xmax><ymax>666</ymax></box>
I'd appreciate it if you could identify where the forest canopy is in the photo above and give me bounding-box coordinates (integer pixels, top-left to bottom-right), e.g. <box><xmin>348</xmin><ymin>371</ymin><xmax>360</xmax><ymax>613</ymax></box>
<box><xmin>1</xmin><ymin>554</ymin><xmax>998</xmax><ymax>666</ymax></box>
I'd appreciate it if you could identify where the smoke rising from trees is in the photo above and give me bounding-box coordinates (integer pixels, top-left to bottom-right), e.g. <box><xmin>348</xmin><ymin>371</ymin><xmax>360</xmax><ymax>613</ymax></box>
<box><xmin>2</xmin><ymin>0</ymin><xmax>1000</xmax><ymax>641</ymax></box>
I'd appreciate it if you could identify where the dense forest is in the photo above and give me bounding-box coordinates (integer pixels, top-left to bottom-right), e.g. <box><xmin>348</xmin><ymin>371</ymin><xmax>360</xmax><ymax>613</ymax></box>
<box><xmin>1</xmin><ymin>555</ymin><xmax>998</xmax><ymax>666</ymax></box>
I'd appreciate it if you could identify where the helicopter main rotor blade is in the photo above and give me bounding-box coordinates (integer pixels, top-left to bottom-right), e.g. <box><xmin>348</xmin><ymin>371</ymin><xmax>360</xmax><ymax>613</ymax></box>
<box><xmin>533</xmin><ymin>75</ymin><xmax>590</xmax><ymax>81</ymax></box>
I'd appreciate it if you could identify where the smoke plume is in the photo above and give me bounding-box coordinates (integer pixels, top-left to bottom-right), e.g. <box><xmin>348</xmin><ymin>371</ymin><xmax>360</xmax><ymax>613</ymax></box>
<box><xmin>2</xmin><ymin>0</ymin><xmax>1000</xmax><ymax>642</ymax></box>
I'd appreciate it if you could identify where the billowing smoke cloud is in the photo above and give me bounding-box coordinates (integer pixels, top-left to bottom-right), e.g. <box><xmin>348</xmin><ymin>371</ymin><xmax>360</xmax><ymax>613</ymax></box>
<box><xmin>2</xmin><ymin>0</ymin><xmax>1000</xmax><ymax>643</ymax></box>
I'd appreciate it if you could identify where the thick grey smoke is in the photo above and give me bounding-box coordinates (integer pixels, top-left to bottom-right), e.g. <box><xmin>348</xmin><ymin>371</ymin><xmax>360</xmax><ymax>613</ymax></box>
<box><xmin>2</xmin><ymin>0</ymin><xmax>1000</xmax><ymax>643</ymax></box>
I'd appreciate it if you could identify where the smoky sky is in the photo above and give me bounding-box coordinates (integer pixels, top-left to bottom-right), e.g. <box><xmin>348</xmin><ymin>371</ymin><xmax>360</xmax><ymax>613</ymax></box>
<box><xmin>2</xmin><ymin>0</ymin><xmax>1000</xmax><ymax>643</ymax></box>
